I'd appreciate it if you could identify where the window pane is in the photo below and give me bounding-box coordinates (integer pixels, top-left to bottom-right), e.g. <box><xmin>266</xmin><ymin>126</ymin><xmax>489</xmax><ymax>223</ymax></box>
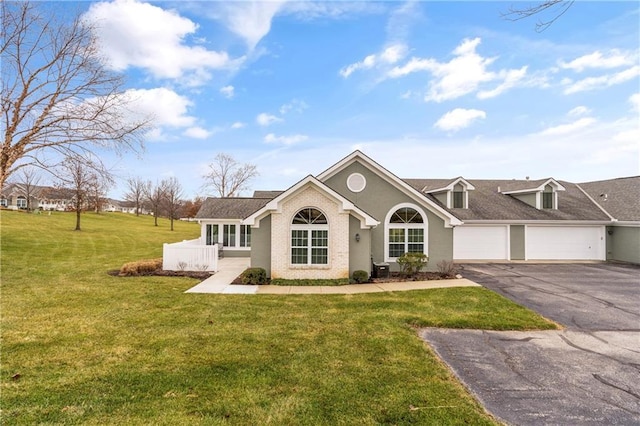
<box><xmin>453</xmin><ymin>191</ymin><xmax>464</xmax><ymax>208</ymax></box>
<box><xmin>389</xmin><ymin>244</ymin><xmax>405</xmax><ymax>258</ymax></box>
<box><xmin>543</xmin><ymin>193</ymin><xmax>553</xmax><ymax>209</ymax></box>
<box><xmin>312</xmin><ymin>230</ymin><xmax>328</xmax><ymax>247</ymax></box>
<box><xmin>311</xmin><ymin>248</ymin><xmax>328</xmax><ymax>264</ymax></box>
<box><xmin>291</xmin><ymin>230</ymin><xmax>308</xmax><ymax>247</ymax></box>
<box><xmin>408</xmin><ymin>228</ymin><xmax>423</xmax><ymax>243</ymax></box>
<box><xmin>390</xmin><ymin>207</ymin><xmax>423</xmax><ymax>223</ymax></box>
<box><xmin>292</xmin><ymin>208</ymin><xmax>327</xmax><ymax>224</ymax></box>
<box><xmin>223</xmin><ymin>224</ymin><xmax>236</xmax><ymax>247</ymax></box>
<box><xmin>389</xmin><ymin>228</ymin><xmax>405</xmax><ymax>243</ymax></box>
<box><xmin>206</xmin><ymin>224</ymin><xmax>218</xmax><ymax>245</ymax></box>
<box><xmin>408</xmin><ymin>244</ymin><xmax>424</xmax><ymax>253</ymax></box>
<box><xmin>291</xmin><ymin>248</ymin><xmax>308</xmax><ymax>264</ymax></box>
<box><xmin>240</xmin><ymin>225</ymin><xmax>251</xmax><ymax>247</ymax></box>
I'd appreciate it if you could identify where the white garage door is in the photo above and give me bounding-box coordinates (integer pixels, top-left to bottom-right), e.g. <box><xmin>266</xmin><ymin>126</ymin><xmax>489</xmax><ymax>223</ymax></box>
<box><xmin>526</xmin><ymin>226</ymin><xmax>605</xmax><ymax>260</ymax></box>
<box><xmin>454</xmin><ymin>226</ymin><xmax>509</xmax><ymax>260</ymax></box>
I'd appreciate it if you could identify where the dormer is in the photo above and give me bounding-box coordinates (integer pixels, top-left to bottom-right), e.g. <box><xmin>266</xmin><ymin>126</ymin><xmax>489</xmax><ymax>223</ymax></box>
<box><xmin>501</xmin><ymin>178</ymin><xmax>565</xmax><ymax>210</ymax></box>
<box><xmin>423</xmin><ymin>177</ymin><xmax>475</xmax><ymax>209</ymax></box>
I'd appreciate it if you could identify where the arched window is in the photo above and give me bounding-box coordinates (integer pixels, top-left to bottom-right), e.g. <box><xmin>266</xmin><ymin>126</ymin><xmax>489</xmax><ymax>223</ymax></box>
<box><xmin>385</xmin><ymin>205</ymin><xmax>428</xmax><ymax>260</ymax></box>
<box><xmin>291</xmin><ymin>208</ymin><xmax>328</xmax><ymax>265</ymax></box>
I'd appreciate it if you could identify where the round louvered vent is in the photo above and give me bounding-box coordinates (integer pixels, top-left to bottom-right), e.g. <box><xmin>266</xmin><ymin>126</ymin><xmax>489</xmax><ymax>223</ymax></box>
<box><xmin>347</xmin><ymin>173</ymin><xmax>366</xmax><ymax>193</ymax></box>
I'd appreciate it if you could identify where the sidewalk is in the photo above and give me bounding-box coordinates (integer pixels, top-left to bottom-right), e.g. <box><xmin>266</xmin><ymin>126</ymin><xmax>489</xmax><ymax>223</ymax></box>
<box><xmin>186</xmin><ymin>259</ymin><xmax>480</xmax><ymax>294</ymax></box>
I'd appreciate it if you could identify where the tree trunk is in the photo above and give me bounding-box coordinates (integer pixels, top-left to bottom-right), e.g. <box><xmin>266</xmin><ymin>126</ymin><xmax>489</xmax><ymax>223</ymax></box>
<box><xmin>75</xmin><ymin>208</ymin><xmax>82</xmax><ymax>231</ymax></box>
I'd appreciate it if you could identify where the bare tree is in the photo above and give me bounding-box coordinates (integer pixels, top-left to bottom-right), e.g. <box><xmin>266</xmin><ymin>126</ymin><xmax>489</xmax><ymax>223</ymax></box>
<box><xmin>503</xmin><ymin>0</ymin><xmax>575</xmax><ymax>32</ymax></box>
<box><xmin>87</xmin><ymin>174</ymin><xmax>113</xmax><ymax>213</ymax></box>
<box><xmin>16</xmin><ymin>167</ymin><xmax>42</xmax><ymax>211</ymax></box>
<box><xmin>182</xmin><ymin>196</ymin><xmax>204</xmax><ymax>219</ymax></box>
<box><xmin>202</xmin><ymin>153</ymin><xmax>259</xmax><ymax>197</ymax></box>
<box><xmin>163</xmin><ymin>177</ymin><xmax>183</xmax><ymax>231</ymax></box>
<box><xmin>53</xmin><ymin>156</ymin><xmax>112</xmax><ymax>231</ymax></box>
<box><xmin>124</xmin><ymin>176</ymin><xmax>149</xmax><ymax>216</ymax></box>
<box><xmin>0</xmin><ymin>1</ymin><xmax>150</xmax><ymax>188</ymax></box>
<box><xmin>144</xmin><ymin>180</ymin><xmax>166</xmax><ymax>227</ymax></box>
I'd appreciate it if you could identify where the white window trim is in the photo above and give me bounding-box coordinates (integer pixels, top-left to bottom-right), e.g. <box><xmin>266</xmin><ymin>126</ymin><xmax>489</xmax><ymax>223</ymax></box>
<box><xmin>290</xmin><ymin>224</ymin><xmax>330</xmax><ymax>266</ymax></box>
<box><xmin>384</xmin><ymin>203</ymin><xmax>429</xmax><ymax>262</ymax></box>
<box><xmin>200</xmin><ymin>220</ymin><xmax>251</xmax><ymax>250</ymax></box>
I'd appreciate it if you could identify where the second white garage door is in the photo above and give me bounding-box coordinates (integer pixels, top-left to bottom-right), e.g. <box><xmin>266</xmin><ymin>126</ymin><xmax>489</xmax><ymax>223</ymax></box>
<box><xmin>526</xmin><ymin>226</ymin><xmax>605</xmax><ymax>260</ymax></box>
<box><xmin>454</xmin><ymin>226</ymin><xmax>509</xmax><ymax>260</ymax></box>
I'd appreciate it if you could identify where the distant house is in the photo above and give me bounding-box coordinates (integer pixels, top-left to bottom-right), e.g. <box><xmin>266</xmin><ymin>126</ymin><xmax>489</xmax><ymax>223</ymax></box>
<box><xmin>1</xmin><ymin>184</ymin><xmax>75</xmax><ymax>211</ymax></box>
<box><xmin>179</xmin><ymin>151</ymin><xmax>638</xmax><ymax>277</ymax></box>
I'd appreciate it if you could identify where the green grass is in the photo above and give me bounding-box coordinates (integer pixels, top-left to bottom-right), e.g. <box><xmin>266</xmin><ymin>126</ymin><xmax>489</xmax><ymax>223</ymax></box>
<box><xmin>1</xmin><ymin>210</ymin><xmax>557</xmax><ymax>425</ymax></box>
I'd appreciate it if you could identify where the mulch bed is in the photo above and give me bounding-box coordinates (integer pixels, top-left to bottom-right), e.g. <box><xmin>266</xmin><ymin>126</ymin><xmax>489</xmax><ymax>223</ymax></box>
<box><xmin>369</xmin><ymin>272</ymin><xmax>455</xmax><ymax>283</ymax></box>
<box><xmin>107</xmin><ymin>269</ymin><xmax>212</xmax><ymax>280</ymax></box>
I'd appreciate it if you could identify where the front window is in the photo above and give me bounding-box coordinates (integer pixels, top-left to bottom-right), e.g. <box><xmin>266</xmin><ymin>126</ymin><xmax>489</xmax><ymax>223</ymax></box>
<box><xmin>291</xmin><ymin>208</ymin><xmax>328</xmax><ymax>265</ymax></box>
<box><xmin>240</xmin><ymin>225</ymin><xmax>251</xmax><ymax>247</ymax></box>
<box><xmin>453</xmin><ymin>191</ymin><xmax>464</xmax><ymax>208</ymax></box>
<box><xmin>223</xmin><ymin>224</ymin><xmax>236</xmax><ymax>247</ymax></box>
<box><xmin>17</xmin><ymin>196</ymin><xmax>27</xmax><ymax>209</ymax></box>
<box><xmin>206</xmin><ymin>224</ymin><xmax>218</xmax><ymax>245</ymax></box>
<box><xmin>0</xmin><ymin>197</ymin><xmax>7</xmax><ymax>207</ymax></box>
<box><xmin>542</xmin><ymin>192</ymin><xmax>553</xmax><ymax>209</ymax></box>
<box><xmin>386</xmin><ymin>206</ymin><xmax>427</xmax><ymax>259</ymax></box>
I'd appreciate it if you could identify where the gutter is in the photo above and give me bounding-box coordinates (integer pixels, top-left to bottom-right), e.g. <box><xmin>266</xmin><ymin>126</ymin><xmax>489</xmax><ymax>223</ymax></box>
<box><xmin>459</xmin><ymin>220</ymin><xmax>614</xmax><ymax>226</ymax></box>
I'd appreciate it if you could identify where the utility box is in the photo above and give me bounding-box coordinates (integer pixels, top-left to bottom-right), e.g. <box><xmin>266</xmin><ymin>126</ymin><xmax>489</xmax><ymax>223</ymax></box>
<box><xmin>372</xmin><ymin>262</ymin><xmax>389</xmax><ymax>279</ymax></box>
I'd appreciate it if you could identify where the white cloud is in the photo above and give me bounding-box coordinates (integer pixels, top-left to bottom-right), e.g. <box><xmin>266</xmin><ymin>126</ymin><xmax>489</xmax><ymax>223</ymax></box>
<box><xmin>477</xmin><ymin>66</ymin><xmax>528</xmax><ymax>99</ymax></box>
<box><xmin>83</xmin><ymin>0</ymin><xmax>232</xmax><ymax>85</ymax></box>
<box><xmin>220</xmin><ymin>85</ymin><xmax>235</xmax><ymax>99</ymax></box>
<box><xmin>568</xmin><ymin>106</ymin><xmax>591</xmax><ymax>117</ymax></box>
<box><xmin>630</xmin><ymin>93</ymin><xmax>640</xmax><ymax>112</ymax></box>
<box><xmin>125</xmin><ymin>87</ymin><xmax>195</xmax><ymax>128</ymax></box>
<box><xmin>539</xmin><ymin>117</ymin><xmax>596</xmax><ymax>136</ymax></box>
<box><xmin>434</xmin><ymin>108</ymin><xmax>486</xmax><ymax>132</ymax></box>
<box><xmin>388</xmin><ymin>38</ymin><xmax>526</xmax><ymax>102</ymax></box>
<box><xmin>231</xmin><ymin>122</ymin><xmax>246</xmax><ymax>129</ymax></box>
<box><xmin>214</xmin><ymin>1</ymin><xmax>287</xmax><ymax>50</ymax></box>
<box><xmin>264</xmin><ymin>133</ymin><xmax>308</xmax><ymax>145</ymax></box>
<box><xmin>559</xmin><ymin>50</ymin><xmax>636</xmax><ymax>72</ymax></box>
<box><xmin>340</xmin><ymin>44</ymin><xmax>408</xmax><ymax>78</ymax></box>
<box><xmin>282</xmin><ymin>1</ymin><xmax>385</xmax><ymax>20</ymax></box>
<box><xmin>279</xmin><ymin>99</ymin><xmax>309</xmax><ymax>115</ymax></box>
<box><xmin>563</xmin><ymin>66</ymin><xmax>640</xmax><ymax>94</ymax></box>
<box><xmin>184</xmin><ymin>127</ymin><xmax>212</xmax><ymax>139</ymax></box>
<box><xmin>256</xmin><ymin>113</ymin><xmax>283</xmax><ymax>126</ymax></box>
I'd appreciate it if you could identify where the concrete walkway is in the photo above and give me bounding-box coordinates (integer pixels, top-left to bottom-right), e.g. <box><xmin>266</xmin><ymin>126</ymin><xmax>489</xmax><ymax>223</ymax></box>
<box><xmin>185</xmin><ymin>258</ymin><xmax>480</xmax><ymax>294</ymax></box>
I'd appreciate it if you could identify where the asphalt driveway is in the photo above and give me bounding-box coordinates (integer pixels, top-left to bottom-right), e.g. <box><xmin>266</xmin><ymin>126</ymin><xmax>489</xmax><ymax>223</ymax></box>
<box><xmin>420</xmin><ymin>263</ymin><xmax>640</xmax><ymax>425</ymax></box>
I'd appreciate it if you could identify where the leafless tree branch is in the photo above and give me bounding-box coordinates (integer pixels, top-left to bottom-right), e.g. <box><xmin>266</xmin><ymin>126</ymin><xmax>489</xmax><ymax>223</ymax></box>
<box><xmin>502</xmin><ymin>0</ymin><xmax>575</xmax><ymax>32</ymax></box>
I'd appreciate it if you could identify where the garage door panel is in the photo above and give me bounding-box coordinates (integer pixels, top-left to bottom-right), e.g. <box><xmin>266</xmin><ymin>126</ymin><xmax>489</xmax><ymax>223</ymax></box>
<box><xmin>454</xmin><ymin>226</ymin><xmax>508</xmax><ymax>260</ymax></box>
<box><xmin>527</xmin><ymin>226</ymin><xmax>605</xmax><ymax>260</ymax></box>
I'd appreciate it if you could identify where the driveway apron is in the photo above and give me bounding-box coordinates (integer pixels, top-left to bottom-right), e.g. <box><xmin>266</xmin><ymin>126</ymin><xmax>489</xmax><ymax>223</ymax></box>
<box><xmin>421</xmin><ymin>263</ymin><xmax>640</xmax><ymax>425</ymax></box>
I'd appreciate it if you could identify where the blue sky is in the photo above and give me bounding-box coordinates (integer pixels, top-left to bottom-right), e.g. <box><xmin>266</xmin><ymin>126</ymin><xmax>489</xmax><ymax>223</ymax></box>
<box><xmin>75</xmin><ymin>0</ymin><xmax>639</xmax><ymax>199</ymax></box>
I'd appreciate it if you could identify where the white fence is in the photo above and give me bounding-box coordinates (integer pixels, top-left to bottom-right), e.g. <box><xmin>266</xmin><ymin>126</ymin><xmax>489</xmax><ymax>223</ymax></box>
<box><xmin>163</xmin><ymin>238</ymin><xmax>218</xmax><ymax>272</ymax></box>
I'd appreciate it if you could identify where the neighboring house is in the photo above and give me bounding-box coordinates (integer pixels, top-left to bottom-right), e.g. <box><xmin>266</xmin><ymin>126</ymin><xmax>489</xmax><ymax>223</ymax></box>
<box><xmin>579</xmin><ymin>177</ymin><xmax>640</xmax><ymax>265</ymax></box>
<box><xmin>1</xmin><ymin>184</ymin><xmax>75</xmax><ymax>211</ymax></box>
<box><xmin>192</xmin><ymin>151</ymin><xmax>639</xmax><ymax>279</ymax></box>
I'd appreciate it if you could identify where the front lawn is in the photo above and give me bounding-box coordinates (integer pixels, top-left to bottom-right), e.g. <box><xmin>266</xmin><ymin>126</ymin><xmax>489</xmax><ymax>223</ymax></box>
<box><xmin>1</xmin><ymin>210</ymin><xmax>556</xmax><ymax>424</ymax></box>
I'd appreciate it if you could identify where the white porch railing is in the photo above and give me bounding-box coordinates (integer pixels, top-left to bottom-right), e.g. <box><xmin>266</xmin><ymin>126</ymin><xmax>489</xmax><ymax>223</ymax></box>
<box><xmin>163</xmin><ymin>238</ymin><xmax>218</xmax><ymax>272</ymax></box>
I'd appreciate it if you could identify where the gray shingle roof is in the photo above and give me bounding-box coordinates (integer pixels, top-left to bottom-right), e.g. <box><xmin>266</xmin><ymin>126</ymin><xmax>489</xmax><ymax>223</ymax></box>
<box><xmin>195</xmin><ymin>197</ymin><xmax>272</xmax><ymax>219</ymax></box>
<box><xmin>404</xmin><ymin>178</ymin><xmax>610</xmax><ymax>221</ymax></box>
<box><xmin>579</xmin><ymin>176</ymin><xmax>640</xmax><ymax>221</ymax></box>
<box><xmin>252</xmin><ymin>190</ymin><xmax>284</xmax><ymax>198</ymax></box>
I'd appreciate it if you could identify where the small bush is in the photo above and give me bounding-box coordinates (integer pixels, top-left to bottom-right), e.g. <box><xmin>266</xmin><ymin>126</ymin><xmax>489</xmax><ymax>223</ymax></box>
<box><xmin>436</xmin><ymin>259</ymin><xmax>457</xmax><ymax>278</ymax></box>
<box><xmin>119</xmin><ymin>258</ymin><xmax>163</xmax><ymax>276</ymax></box>
<box><xmin>352</xmin><ymin>270</ymin><xmax>369</xmax><ymax>284</ymax></box>
<box><xmin>240</xmin><ymin>267</ymin><xmax>267</xmax><ymax>285</ymax></box>
<box><xmin>396</xmin><ymin>252</ymin><xmax>428</xmax><ymax>277</ymax></box>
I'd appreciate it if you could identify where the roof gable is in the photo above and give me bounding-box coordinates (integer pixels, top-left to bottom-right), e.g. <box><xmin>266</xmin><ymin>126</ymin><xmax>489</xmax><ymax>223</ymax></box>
<box><xmin>243</xmin><ymin>175</ymin><xmax>379</xmax><ymax>228</ymax></box>
<box><xmin>316</xmin><ymin>151</ymin><xmax>462</xmax><ymax>227</ymax></box>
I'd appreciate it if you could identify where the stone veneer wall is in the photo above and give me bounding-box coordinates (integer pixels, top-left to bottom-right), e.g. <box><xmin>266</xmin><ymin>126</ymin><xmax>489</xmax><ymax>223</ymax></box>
<box><xmin>270</xmin><ymin>185</ymin><xmax>350</xmax><ymax>280</ymax></box>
